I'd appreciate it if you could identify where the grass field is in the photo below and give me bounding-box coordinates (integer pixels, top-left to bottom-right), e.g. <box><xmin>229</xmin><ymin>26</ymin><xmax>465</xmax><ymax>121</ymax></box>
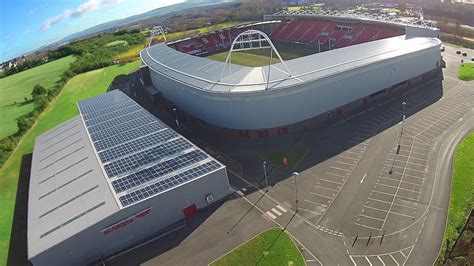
<box><xmin>0</xmin><ymin>56</ymin><xmax>76</xmax><ymax>139</ymax></box>
<box><xmin>458</xmin><ymin>63</ymin><xmax>474</xmax><ymax>81</ymax></box>
<box><xmin>211</xmin><ymin>228</ymin><xmax>305</xmax><ymax>266</ymax></box>
<box><xmin>0</xmin><ymin>60</ymin><xmax>141</xmax><ymax>265</ymax></box>
<box><xmin>114</xmin><ymin>43</ymin><xmax>146</xmax><ymax>60</ymax></box>
<box><xmin>437</xmin><ymin>131</ymin><xmax>474</xmax><ymax>263</ymax></box>
<box><xmin>205</xmin><ymin>41</ymin><xmax>318</xmax><ymax>67</ymax></box>
<box><xmin>152</xmin><ymin>21</ymin><xmax>246</xmax><ymax>43</ymax></box>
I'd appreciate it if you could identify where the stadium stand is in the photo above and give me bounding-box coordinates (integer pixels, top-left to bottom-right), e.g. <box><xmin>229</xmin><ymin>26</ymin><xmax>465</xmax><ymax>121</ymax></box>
<box><xmin>167</xmin><ymin>19</ymin><xmax>404</xmax><ymax>55</ymax></box>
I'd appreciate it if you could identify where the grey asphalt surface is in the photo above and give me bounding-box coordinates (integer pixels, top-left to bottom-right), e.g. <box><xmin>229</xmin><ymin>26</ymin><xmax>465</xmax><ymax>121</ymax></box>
<box><xmin>108</xmin><ymin>44</ymin><xmax>474</xmax><ymax>266</ymax></box>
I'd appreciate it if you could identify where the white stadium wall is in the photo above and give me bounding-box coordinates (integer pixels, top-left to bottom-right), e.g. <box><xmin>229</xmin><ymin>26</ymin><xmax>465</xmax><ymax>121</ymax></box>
<box><xmin>147</xmin><ymin>40</ymin><xmax>441</xmax><ymax>130</ymax></box>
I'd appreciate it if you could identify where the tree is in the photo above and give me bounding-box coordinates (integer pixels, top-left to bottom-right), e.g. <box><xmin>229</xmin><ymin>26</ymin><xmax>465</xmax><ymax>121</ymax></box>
<box><xmin>31</xmin><ymin>84</ymin><xmax>47</xmax><ymax>97</ymax></box>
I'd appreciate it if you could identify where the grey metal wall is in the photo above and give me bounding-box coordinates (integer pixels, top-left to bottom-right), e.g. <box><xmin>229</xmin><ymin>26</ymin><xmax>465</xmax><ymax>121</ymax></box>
<box><xmin>29</xmin><ymin>168</ymin><xmax>230</xmax><ymax>266</ymax></box>
<box><xmin>148</xmin><ymin>44</ymin><xmax>441</xmax><ymax>129</ymax></box>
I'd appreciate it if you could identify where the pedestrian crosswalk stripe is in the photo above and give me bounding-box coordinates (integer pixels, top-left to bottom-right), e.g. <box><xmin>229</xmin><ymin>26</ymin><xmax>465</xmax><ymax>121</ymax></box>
<box><xmin>266</xmin><ymin>211</ymin><xmax>276</xmax><ymax>219</ymax></box>
<box><xmin>271</xmin><ymin>208</ymin><xmax>282</xmax><ymax>216</ymax></box>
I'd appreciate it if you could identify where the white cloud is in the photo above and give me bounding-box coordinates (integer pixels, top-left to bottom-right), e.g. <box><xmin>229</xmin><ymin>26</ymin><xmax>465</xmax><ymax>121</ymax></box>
<box><xmin>40</xmin><ymin>9</ymin><xmax>72</xmax><ymax>31</ymax></box>
<box><xmin>39</xmin><ymin>0</ymin><xmax>124</xmax><ymax>31</ymax></box>
<box><xmin>73</xmin><ymin>0</ymin><xmax>100</xmax><ymax>17</ymax></box>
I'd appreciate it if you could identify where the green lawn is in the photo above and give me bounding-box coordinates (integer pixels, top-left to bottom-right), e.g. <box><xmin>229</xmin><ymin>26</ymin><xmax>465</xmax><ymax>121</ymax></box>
<box><xmin>265</xmin><ymin>148</ymin><xmax>309</xmax><ymax>171</ymax></box>
<box><xmin>458</xmin><ymin>63</ymin><xmax>474</xmax><ymax>81</ymax></box>
<box><xmin>0</xmin><ymin>56</ymin><xmax>76</xmax><ymax>139</ymax></box>
<box><xmin>114</xmin><ymin>43</ymin><xmax>146</xmax><ymax>60</ymax></box>
<box><xmin>206</xmin><ymin>51</ymin><xmax>281</xmax><ymax>67</ymax></box>
<box><xmin>437</xmin><ymin>131</ymin><xmax>474</xmax><ymax>263</ymax></box>
<box><xmin>205</xmin><ymin>41</ymin><xmax>318</xmax><ymax>67</ymax></box>
<box><xmin>211</xmin><ymin>228</ymin><xmax>305</xmax><ymax>266</ymax></box>
<box><xmin>151</xmin><ymin>21</ymin><xmax>246</xmax><ymax>43</ymax></box>
<box><xmin>0</xmin><ymin>60</ymin><xmax>141</xmax><ymax>265</ymax></box>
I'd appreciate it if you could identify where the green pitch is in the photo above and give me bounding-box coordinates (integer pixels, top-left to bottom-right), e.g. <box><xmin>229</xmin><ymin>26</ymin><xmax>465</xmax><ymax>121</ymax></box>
<box><xmin>0</xmin><ymin>56</ymin><xmax>76</xmax><ymax>139</ymax></box>
<box><xmin>0</xmin><ymin>60</ymin><xmax>141</xmax><ymax>265</ymax></box>
<box><xmin>205</xmin><ymin>41</ymin><xmax>318</xmax><ymax>67</ymax></box>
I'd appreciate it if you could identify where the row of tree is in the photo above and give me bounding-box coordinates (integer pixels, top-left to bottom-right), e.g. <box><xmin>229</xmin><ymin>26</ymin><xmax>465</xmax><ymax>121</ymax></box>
<box><xmin>0</xmin><ymin>30</ymin><xmax>145</xmax><ymax>166</ymax></box>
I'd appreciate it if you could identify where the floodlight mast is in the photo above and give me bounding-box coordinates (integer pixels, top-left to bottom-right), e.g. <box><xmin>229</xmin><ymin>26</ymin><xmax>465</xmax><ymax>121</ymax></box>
<box><xmin>148</xmin><ymin>26</ymin><xmax>167</xmax><ymax>47</ymax></box>
<box><xmin>218</xmin><ymin>30</ymin><xmax>294</xmax><ymax>91</ymax></box>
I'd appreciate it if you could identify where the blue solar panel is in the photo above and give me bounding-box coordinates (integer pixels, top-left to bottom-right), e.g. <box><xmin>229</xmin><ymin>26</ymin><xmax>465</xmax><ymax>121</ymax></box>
<box><xmin>103</xmin><ymin>138</ymin><xmax>192</xmax><ymax>178</ymax></box>
<box><xmin>94</xmin><ymin>122</ymin><xmax>170</xmax><ymax>151</ymax></box>
<box><xmin>90</xmin><ymin>115</ymin><xmax>157</xmax><ymax>142</ymax></box>
<box><xmin>112</xmin><ymin>150</ymin><xmax>207</xmax><ymax>193</ymax></box>
<box><xmin>98</xmin><ymin>129</ymin><xmax>176</xmax><ymax>163</ymax></box>
<box><xmin>119</xmin><ymin>160</ymin><xmax>221</xmax><ymax>206</ymax></box>
<box><xmin>84</xmin><ymin>104</ymin><xmax>142</xmax><ymax>127</ymax></box>
<box><xmin>77</xmin><ymin>90</ymin><xmax>218</xmax><ymax>208</ymax></box>
<box><xmin>87</xmin><ymin>110</ymin><xmax>149</xmax><ymax>134</ymax></box>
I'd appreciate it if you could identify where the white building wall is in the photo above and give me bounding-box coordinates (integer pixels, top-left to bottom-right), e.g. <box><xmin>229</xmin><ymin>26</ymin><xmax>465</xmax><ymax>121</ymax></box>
<box><xmin>29</xmin><ymin>168</ymin><xmax>230</xmax><ymax>266</ymax></box>
<box><xmin>149</xmin><ymin>44</ymin><xmax>440</xmax><ymax>129</ymax></box>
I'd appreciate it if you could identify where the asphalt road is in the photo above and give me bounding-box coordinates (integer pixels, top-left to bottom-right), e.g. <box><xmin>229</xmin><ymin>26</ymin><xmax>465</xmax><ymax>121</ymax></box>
<box><xmin>109</xmin><ymin>43</ymin><xmax>473</xmax><ymax>266</ymax></box>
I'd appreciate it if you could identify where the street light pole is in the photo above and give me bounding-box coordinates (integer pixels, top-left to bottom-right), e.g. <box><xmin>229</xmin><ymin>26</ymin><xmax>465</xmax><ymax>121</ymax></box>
<box><xmin>172</xmin><ymin>107</ymin><xmax>179</xmax><ymax>128</ymax></box>
<box><xmin>263</xmin><ymin>161</ymin><xmax>268</xmax><ymax>192</ymax></box>
<box><xmin>292</xmin><ymin>171</ymin><xmax>299</xmax><ymax>212</ymax></box>
<box><xmin>401</xmin><ymin>101</ymin><xmax>406</xmax><ymax>137</ymax></box>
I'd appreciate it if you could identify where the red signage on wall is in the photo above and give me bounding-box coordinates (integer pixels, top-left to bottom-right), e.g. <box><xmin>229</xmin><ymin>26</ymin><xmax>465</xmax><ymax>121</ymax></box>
<box><xmin>101</xmin><ymin>208</ymin><xmax>151</xmax><ymax>235</ymax></box>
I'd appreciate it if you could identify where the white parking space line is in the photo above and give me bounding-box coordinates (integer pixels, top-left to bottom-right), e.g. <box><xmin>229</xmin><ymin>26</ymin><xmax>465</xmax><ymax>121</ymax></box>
<box><xmin>395</xmin><ymin>195</ymin><xmax>419</xmax><ymax>202</ymax></box>
<box><xmin>326</xmin><ymin>172</ymin><xmax>347</xmax><ymax>178</ymax></box>
<box><xmin>401</xmin><ymin>180</ymin><xmax>423</xmax><ymax>187</ymax></box>
<box><xmin>384</xmin><ymin>164</ymin><xmax>426</xmax><ymax>174</ymax></box>
<box><xmin>359</xmin><ymin>214</ymin><xmax>384</xmax><ymax>222</ymax></box>
<box><xmin>334</xmin><ymin>160</ymin><xmax>356</xmax><ymax>167</ymax></box>
<box><xmin>365</xmin><ymin>257</ymin><xmax>373</xmax><ymax>266</ymax></box>
<box><xmin>372</xmin><ymin>190</ymin><xmax>396</xmax><ymax>197</ymax></box>
<box><xmin>276</xmin><ymin>205</ymin><xmax>287</xmax><ymax>213</ymax></box>
<box><xmin>389</xmin><ymin>254</ymin><xmax>399</xmax><ymax>266</ymax></box>
<box><xmin>299</xmin><ymin>207</ymin><xmax>323</xmax><ymax>216</ymax></box>
<box><xmin>330</xmin><ymin>166</ymin><xmax>351</xmax><ymax>172</ymax></box>
<box><xmin>310</xmin><ymin>191</ymin><xmax>334</xmax><ymax>199</ymax></box>
<box><xmin>338</xmin><ymin>155</ymin><xmax>360</xmax><ymax>160</ymax></box>
<box><xmin>355</xmin><ymin>222</ymin><xmax>381</xmax><ymax>231</ymax></box>
<box><xmin>377</xmin><ymin>256</ymin><xmax>386</xmax><ymax>266</ymax></box>
<box><xmin>388</xmin><ymin>211</ymin><xmax>415</xmax><ymax>219</ymax></box>
<box><xmin>363</xmin><ymin>205</ymin><xmax>388</xmax><ymax>213</ymax></box>
<box><xmin>236</xmin><ymin>190</ymin><xmax>244</xmax><ymax>196</ymax></box>
<box><xmin>266</xmin><ymin>211</ymin><xmax>276</xmax><ymax>219</ymax></box>
<box><xmin>344</xmin><ymin>150</ymin><xmax>364</xmax><ymax>156</ymax></box>
<box><xmin>304</xmin><ymin>199</ymin><xmax>328</xmax><ymax>207</ymax></box>
<box><xmin>314</xmin><ymin>184</ymin><xmax>338</xmax><ymax>192</ymax></box>
<box><xmin>320</xmin><ymin>178</ymin><xmax>344</xmax><ymax>185</ymax></box>
<box><xmin>398</xmin><ymin>187</ymin><xmax>421</xmax><ymax>194</ymax></box>
<box><xmin>271</xmin><ymin>208</ymin><xmax>282</xmax><ymax>216</ymax></box>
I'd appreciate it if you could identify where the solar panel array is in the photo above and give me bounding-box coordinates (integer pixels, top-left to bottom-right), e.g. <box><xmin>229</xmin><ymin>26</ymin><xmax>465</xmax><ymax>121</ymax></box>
<box><xmin>77</xmin><ymin>90</ymin><xmax>223</xmax><ymax>208</ymax></box>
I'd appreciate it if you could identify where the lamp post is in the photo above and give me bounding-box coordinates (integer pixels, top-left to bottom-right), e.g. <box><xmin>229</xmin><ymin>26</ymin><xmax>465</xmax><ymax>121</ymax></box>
<box><xmin>263</xmin><ymin>161</ymin><xmax>268</xmax><ymax>192</ymax></box>
<box><xmin>172</xmin><ymin>107</ymin><xmax>179</xmax><ymax>127</ymax></box>
<box><xmin>401</xmin><ymin>101</ymin><xmax>406</xmax><ymax>136</ymax></box>
<box><xmin>292</xmin><ymin>171</ymin><xmax>299</xmax><ymax>212</ymax></box>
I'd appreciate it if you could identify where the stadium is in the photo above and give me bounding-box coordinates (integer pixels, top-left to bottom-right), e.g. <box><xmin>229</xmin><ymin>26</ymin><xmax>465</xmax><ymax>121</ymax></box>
<box><xmin>140</xmin><ymin>10</ymin><xmax>442</xmax><ymax>133</ymax></box>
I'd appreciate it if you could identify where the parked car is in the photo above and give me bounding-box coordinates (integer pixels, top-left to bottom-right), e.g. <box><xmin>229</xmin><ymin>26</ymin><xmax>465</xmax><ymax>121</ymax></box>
<box><xmin>471</xmin><ymin>57</ymin><xmax>474</xmax><ymax>61</ymax></box>
<box><xmin>456</xmin><ymin>50</ymin><xmax>461</xmax><ymax>54</ymax></box>
<box><xmin>441</xmin><ymin>46</ymin><xmax>445</xmax><ymax>52</ymax></box>
<box><xmin>462</xmin><ymin>52</ymin><xmax>467</xmax><ymax>56</ymax></box>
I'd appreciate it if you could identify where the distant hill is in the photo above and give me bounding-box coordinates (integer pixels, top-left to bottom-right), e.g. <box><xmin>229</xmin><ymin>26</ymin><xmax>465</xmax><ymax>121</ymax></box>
<box><xmin>42</xmin><ymin>0</ymin><xmax>229</xmax><ymax>50</ymax></box>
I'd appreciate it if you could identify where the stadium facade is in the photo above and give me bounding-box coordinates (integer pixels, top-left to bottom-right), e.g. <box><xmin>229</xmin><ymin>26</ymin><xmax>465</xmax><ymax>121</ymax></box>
<box><xmin>28</xmin><ymin>90</ymin><xmax>231</xmax><ymax>265</ymax></box>
<box><xmin>140</xmin><ymin>12</ymin><xmax>442</xmax><ymax>131</ymax></box>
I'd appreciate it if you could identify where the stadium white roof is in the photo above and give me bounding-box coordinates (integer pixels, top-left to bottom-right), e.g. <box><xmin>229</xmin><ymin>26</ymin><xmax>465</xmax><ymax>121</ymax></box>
<box><xmin>141</xmin><ymin>35</ymin><xmax>441</xmax><ymax>93</ymax></box>
<box><xmin>267</xmin><ymin>9</ymin><xmax>438</xmax><ymax>29</ymax></box>
<box><xmin>28</xmin><ymin>90</ymin><xmax>224</xmax><ymax>258</ymax></box>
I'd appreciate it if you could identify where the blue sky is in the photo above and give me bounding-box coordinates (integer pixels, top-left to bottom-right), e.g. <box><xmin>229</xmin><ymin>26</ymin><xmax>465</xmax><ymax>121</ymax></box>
<box><xmin>0</xmin><ymin>0</ymin><xmax>184</xmax><ymax>62</ymax></box>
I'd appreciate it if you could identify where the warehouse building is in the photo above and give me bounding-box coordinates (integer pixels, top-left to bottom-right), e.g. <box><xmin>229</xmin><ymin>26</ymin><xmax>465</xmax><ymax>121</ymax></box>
<box><xmin>28</xmin><ymin>90</ymin><xmax>231</xmax><ymax>265</ymax></box>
